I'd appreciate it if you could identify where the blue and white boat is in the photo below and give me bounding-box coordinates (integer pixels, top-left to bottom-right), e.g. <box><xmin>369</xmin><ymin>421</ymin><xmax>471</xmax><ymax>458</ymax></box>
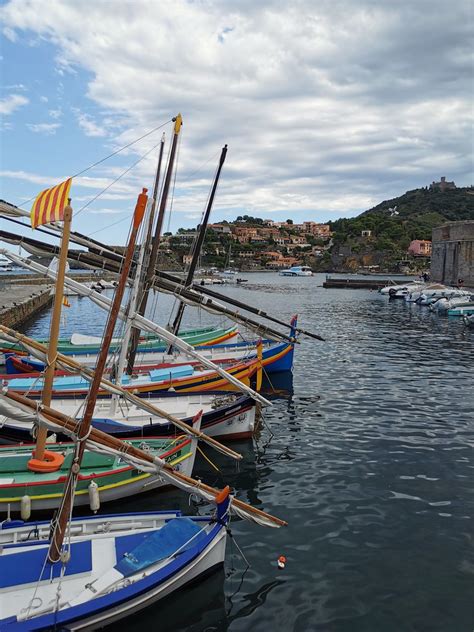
<box><xmin>0</xmin><ymin>502</ymin><xmax>229</xmax><ymax>630</ymax></box>
<box><xmin>447</xmin><ymin>303</ymin><xmax>474</xmax><ymax>317</ymax></box>
<box><xmin>279</xmin><ymin>265</ymin><xmax>313</xmax><ymax>277</ymax></box>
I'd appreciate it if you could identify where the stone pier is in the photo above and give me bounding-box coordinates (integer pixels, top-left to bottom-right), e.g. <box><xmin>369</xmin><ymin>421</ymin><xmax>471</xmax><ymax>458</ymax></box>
<box><xmin>0</xmin><ymin>283</ymin><xmax>53</xmax><ymax>328</ymax></box>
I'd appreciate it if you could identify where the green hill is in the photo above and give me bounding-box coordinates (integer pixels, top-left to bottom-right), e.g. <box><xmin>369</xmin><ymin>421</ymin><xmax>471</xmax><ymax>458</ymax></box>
<box><xmin>326</xmin><ymin>186</ymin><xmax>474</xmax><ymax>272</ymax></box>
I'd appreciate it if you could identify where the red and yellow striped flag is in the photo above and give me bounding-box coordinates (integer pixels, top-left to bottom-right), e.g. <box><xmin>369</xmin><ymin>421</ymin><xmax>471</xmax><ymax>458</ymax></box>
<box><xmin>30</xmin><ymin>178</ymin><xmax>72</xmax><ymax>228</ymax></box>
<box><xmin>62</xmin><ymin>296</ymin><xmax>71</xmax><ymax>308</ymax></box>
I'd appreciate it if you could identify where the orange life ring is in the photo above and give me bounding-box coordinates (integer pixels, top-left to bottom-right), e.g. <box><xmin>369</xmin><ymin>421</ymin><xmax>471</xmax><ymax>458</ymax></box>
<box><xmin>27</xmin><ymin>450</ymin><xmax>65</xmax><ymax>473</ymax></box>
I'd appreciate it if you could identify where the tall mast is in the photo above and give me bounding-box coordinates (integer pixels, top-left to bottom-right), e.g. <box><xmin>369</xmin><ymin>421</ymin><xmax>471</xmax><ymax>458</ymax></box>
<box><xmin>108</xmin><ymin>203</ymin><xmax>150</xmax><ymax>416</ymax></box>
<box><xmin>126</xmin><ymin>114</ymin><xmax>182</xmax><ymax>374</ymax></box>
<box><xmin>48</xmin><ymin>188</ymin><xmax>148</xmax><ymax>563</ymax></box>
<box><xmin>31</xmin><ymin>202</ymin><xmax>72</xmax><ymax>465</ymax></box>
<box><xmin>169</xmin><ymin>144</ymin><xmax>228</xmax><ymax>339</ymax></box>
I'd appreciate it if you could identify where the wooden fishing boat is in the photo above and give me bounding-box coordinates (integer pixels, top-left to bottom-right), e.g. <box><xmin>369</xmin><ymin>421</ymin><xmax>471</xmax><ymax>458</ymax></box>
<box><xmin>0</xmin><ymin>130</ymin><xmax>286</xmax><ymax>630</ymax></box>
<box><xmin>0</xmin><ymin>434</ymin><xmax>197</xmax><ymax>515</ymax></box>
<box><xmin>0</xmin><ymin>324</ymin><xmax>238</xmax><ymax>364</ymax></box>
<box><xmin>5</xmin><ymin>334</ymin><xmax>296</xmax><ymax>376</ymax></box>
<box><xmin>0</xmin><ymin>393</ymin><xmax>257</xmax><ymax>443</ymax></box>
<box><xmin>3</xmin><ymin>354</ymin><xmax>261</xmax><ymax>397</ymax></box>
<box><xmin>0</xmin><ymin>506</ymin><xmax>229</xmax><ymax>630</ymax></box>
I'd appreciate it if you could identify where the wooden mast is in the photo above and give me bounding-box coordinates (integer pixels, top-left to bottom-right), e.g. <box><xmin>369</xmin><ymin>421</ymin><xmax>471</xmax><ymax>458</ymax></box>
<box><xmin>48</xmin><ymin>188</ymin><xmax>148</xmax><ymax>563</ymax></box>
<box><xmin>126</xmin><ymin>114</ymin><xmax>182</xmax><ymax>374</ymax></box>
<box><xmin>168</xmin><ymin>144</ymin><xmax>228</xmax><ymax>340</ymax></box>
<box><xmin>30</xmin><ymin>202</ymin><xmax>72</xmax><ymax>465</ymax></box>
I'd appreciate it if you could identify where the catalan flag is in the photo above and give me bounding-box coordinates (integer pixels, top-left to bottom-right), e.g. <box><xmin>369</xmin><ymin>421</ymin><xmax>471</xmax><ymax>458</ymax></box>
<box><xmin>30</xmin><ymin>178</ymin><xmax>72</xmax><ymax>228</ymax></box>
<box><xmin>62</xmin><ymin>296</ymin><xmax>71</xmax><ymax>308</ymax></box>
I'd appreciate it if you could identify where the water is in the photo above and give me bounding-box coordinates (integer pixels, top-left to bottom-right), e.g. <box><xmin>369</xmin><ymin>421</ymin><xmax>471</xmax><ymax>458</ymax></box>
<box><xmin>19</xmin><ymin>273</ymin><xmax>474</xmax><ymax>632</ymax></box>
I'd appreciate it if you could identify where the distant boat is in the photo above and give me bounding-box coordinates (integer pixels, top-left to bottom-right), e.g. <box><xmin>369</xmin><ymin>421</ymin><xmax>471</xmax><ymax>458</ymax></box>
<box><xmin>0</xmin><ymin>256</ymin><xmax>13</xmax><ymax>272</ymax></box>
<box><xmin>447</xmin><ymin>303</ymin><xmax>474</xmax><ymax>317</ymax></box>
<box><xmin>279</xmin><ymin>266</ymin><xmax>313</xmax><ymax>277</ymax></box>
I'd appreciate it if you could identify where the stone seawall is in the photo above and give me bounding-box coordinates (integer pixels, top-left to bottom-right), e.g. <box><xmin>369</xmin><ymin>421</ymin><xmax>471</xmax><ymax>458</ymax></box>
<box><xmin>431</xmin><ymin>221</ymin><xmax>474</xmax><ymax>286</ymax></box>
<box><xmin>0</xmin><ymin>284</ymin><xmax>53</xmax><ymax>328</ymax></box>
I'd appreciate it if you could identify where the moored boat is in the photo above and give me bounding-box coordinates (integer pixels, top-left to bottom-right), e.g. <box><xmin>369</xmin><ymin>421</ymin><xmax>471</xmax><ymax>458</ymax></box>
<box><xmin>0</xmin><ymin>392</ymin><xmax>257</xmax><ymax>443</ymax></box>
<box><xmin>279</xmin><ymin>265</ymin><xmax>313</xmax><ymax>277</ymax></box>
<box><xmin>447</xmin><ymin>303</ymin><xmax>474</xmax><ymax>317</ymax></box>
<box><xmin>0</xmin><ymin>434</ymin><xmax>197</xmax><ymax>515</ymax></box>
<box><xmin>0</xmin><ymin>324</ymin><xmax>238</xmax><ymax>364</ymax></box>
<box><xmin>0</xmin><ymin>505</ymin><xmax>229</xmax><ymax>630</ymax></box>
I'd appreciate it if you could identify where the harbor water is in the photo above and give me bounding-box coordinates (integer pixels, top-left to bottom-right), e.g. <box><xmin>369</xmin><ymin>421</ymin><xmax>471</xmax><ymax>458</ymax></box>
<box><xmin>19</xmin><ymin>272</ymin><xmax>474</xmax><ymax>632</ymax></box>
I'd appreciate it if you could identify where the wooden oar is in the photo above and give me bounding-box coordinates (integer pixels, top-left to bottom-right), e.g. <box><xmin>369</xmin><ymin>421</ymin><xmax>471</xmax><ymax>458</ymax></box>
<box><xmin>2</xmin><ymin>389</ymin><xmax>287</xmax><ymax>528</ymax></box>
<box><xmin>0</xmin><ymin>324</ymin><xmax>243</xmax><ymax>462</ymax></box>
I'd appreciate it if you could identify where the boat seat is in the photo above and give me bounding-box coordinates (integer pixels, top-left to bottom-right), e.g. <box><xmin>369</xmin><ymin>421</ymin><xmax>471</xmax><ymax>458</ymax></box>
<box><xmin>148</xmin><ymin>365</ymin><xmax>194</xmax><ymax>381</ymax></box>
<box><xmin>0</xmin><ymin>540</ymin><xmax>92</xmax><ymax>589</ymax></box>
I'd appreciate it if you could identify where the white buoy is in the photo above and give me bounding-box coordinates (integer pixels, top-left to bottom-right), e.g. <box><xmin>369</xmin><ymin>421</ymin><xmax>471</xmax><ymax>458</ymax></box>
<box><xmin>88</xmin><ymin>480</ymin><xmax>100</xmax><ymax>513</ymax></box>
<box><xmin>20</xmin><ymin>495</ymin><xmax>31</xmax><ymax>520</ymax></box>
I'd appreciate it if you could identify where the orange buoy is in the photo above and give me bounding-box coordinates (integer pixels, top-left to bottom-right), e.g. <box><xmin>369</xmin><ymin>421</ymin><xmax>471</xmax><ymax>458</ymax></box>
<box><xmin>27</xmin><ymin>450</ymin><xmax>65</xmax><ymax>473</ymax></box>
<box><xmin>277</xmin><ymin>555</ymin><xmax>287</xmax><ymax>569</ymax></box>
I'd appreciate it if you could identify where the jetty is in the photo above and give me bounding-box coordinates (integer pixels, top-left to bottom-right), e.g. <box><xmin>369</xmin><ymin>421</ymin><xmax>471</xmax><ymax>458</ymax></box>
<box><xmin>0</xmin><ymin>272</ymin><xmax>116</xmax><ymax>327</ymax></box>
<box><xmin>323</xmin><ymin>275</ymin><xmax>417</xmax><ymax>290</ymax></box>
<box><xmin>0</xmin><ymin>283</ymin><xmax>53</xmax><ymax>327</ymax></box>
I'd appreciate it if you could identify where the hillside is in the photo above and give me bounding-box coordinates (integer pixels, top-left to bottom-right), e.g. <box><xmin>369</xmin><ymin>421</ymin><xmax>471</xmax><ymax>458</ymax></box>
<box><xmin>326</xmin><ymin>186</ymin><xmax>474</xmax><ymax>272</ymax></box>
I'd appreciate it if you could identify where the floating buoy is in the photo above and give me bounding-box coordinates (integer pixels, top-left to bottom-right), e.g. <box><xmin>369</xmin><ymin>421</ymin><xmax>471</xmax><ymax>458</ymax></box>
<box><xmin>20</xmin><ymin>495</ymin><xmax>31</xmax><ymax>521</ymax></box>
<box><xmin>277</xmin><ymin>555</ymin><xmax>286</xmax><ymax>569</ymax></box>
<box><xmin>88</xmin><ymin>480</ymin><xmax>100</xmax><ymax>513</ymax></box>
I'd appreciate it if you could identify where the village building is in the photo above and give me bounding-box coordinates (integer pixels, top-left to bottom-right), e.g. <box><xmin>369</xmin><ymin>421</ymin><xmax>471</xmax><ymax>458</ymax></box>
<box><xmin>407</xmin><ymin>240</ymin><xmax>432</xmax><ymax>257</ymax></box>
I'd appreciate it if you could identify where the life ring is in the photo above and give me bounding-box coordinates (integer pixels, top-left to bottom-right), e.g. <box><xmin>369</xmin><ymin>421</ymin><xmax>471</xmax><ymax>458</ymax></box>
<box><xmin>27</xmin><ymin>450</ymin><xmax>65</xmax><ymax>473</ymax></box>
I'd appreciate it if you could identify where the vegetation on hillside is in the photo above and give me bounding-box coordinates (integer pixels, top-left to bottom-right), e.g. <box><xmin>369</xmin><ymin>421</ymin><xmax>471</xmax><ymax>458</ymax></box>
<box><xmin>329</xmin><ymin>187</ymin><xmax>474</xmax><ymax>260</ymax></box>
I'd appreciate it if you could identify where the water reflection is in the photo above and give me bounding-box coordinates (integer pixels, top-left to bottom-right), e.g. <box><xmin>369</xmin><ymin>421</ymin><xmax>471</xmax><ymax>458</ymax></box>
<box><xmin>20</xmin><ymin>273</ymin><xmax>474</xmax><ymax>632</ymax></box>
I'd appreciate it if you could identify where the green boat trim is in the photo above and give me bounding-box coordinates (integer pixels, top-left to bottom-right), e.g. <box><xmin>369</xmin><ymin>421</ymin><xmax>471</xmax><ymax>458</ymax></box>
<box><xmin>0</xmin><ymin>324</ymin><xmax>237</xmax><ymax>356</ymax></box>
<box><xmin>0</xmin><ymin>437</ymin><xmax>192</xmax><ymax>504</ymax></box>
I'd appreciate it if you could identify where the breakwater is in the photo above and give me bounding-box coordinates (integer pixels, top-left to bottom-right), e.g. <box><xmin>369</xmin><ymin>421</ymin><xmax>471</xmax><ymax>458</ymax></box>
<box><xmin>0</xmin><ymin>271</ymin><xmax>117</xmax><ymax>327</ymax></box>
<box><xmin>0</xmin><ymin>283</ymin><xmax>53</xmax><ymax>327</ymax></box>
<box><xmin>323</xmin><ymin>275</ymin><xmax>416</xmax><ymax>289</ymax></box>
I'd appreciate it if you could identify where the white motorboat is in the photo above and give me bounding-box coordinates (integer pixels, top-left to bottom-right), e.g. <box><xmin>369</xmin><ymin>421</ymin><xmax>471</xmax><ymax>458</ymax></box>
<box><xmin>379</xmin><ymin>282</ymin><xmax>423</xmax><ymax>295</ymax></box>
<box><xmin>279</xmin><ymin>265</ymin><xmax>313</xmax><ymax>277</ymax></box>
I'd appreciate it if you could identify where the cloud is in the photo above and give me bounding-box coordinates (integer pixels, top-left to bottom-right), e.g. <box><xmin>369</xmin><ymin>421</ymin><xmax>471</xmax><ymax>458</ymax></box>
<box><xmin>88</xmin><ymin>208</ymin><xmax>125</xmax><ymax>214</ymax></box>
<box><xmin>2</xmin><ymin>25</ymin><xmax>17</xmax><ymax>41</ymax></box>
<box><xmin>39</xmin><ymin>95</ymin><xmax>48</xmax><ymax>103</ymax></box>
<box><xmin>26</xmin><ymin>122</ymin><xmax>62</xmax><ymax>134</ymax></box>
<box><xmin>48</xmin><ymin>108</ymin><xmax>62</xmax><ymax>119</ymax></box>
<box><xmin>0</xmin><ymin>93</ymin><xmax>28</xmax><ymax>115</ymax></box>
<box><xmin>74</xmin><ymin>110</ymin><xmax>106</xmax><ymax>137</ymax></box>
<box><xmin>0</xmin><ymin>0</ymin><xmax>472</xmax><ymax>229</ymax></box>
<box><xmin>4</xmin><ymin>83</ymin><xmax>27</xmax><ymax>90</ymax></box>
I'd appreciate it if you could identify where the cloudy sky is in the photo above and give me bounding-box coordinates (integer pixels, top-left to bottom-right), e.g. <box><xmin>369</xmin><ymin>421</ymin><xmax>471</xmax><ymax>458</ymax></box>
<box><xmin>1</xmin><ymin>0</ymin><xmax>472</xmax><ymax>243</ymax></box>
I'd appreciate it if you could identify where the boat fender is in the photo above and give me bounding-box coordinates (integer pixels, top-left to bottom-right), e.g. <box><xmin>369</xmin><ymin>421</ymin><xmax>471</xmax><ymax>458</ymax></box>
<box><xmin>20</xmin><ymin>495</ymin><xmax>31</xmax><ymax>521</ymax></box>
<box><xmin>88</xmin><ymin>480</ymin><xmax>100</xmax><ymax>513</ymax></box>
<box><xmin>27</xmin><ymin>450</ymin><xmax>65</xmax><ymax>473</ymax></box>
<box><xmin>277</xmin><ymin>555</ymin><xmax>286</xmax><ymax>570</ymax></box>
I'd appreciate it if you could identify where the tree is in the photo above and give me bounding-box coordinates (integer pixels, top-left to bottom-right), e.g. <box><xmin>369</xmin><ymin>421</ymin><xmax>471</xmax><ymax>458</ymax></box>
<box><xmin>286</xmin><ymin>219</ymin><xmax>293</xmax><ymax>224</ymax></box>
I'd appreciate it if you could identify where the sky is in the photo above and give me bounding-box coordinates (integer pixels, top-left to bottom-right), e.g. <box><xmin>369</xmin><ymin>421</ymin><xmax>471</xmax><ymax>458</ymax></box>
<box><xmin>0</xmin><ymin>0</ymin><xmax>472</xmax><ymax>244</ymax></box>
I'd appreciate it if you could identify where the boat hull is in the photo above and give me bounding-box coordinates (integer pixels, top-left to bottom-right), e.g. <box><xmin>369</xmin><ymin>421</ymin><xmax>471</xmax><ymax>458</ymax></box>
<box><xmin>0</xmin><ymin>511</ymin><xmax>227</xmax><ymax>630</ymax></box>
<box><xmin>0</xmin><ymin>437</ymin><xmax>196</xmax><ymax>515</ymax></box>
<box><xmin>0</xmin><ymin>394</ymin><xmax>256</xmax><ymax>443</ymax></box>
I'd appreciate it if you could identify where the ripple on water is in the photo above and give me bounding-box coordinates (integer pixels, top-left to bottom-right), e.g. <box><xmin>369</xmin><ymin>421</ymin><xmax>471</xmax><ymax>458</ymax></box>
<box><xmin>20</xmin><ymin>273</ymin><xmax>474</xmax><ymax>632</ymax></box>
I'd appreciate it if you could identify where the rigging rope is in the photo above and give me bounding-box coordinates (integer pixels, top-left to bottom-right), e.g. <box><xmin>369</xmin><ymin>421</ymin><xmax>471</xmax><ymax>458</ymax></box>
<box><xmin>16</xmin><ymin>119</ymin><xmax>173</xmax><ymax>208</ymax></box>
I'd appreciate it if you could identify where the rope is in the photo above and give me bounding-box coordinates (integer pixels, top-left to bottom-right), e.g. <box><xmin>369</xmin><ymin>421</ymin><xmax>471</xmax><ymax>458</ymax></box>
<box><xmin>16</xmin><ymin>119</ymin><xmax>172</xmax><ymax>207</ymax></box>
<box><xmin>197</xmin><ymin>444</ymin><xmax>221</xmax><ymax>472</ymax></box>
